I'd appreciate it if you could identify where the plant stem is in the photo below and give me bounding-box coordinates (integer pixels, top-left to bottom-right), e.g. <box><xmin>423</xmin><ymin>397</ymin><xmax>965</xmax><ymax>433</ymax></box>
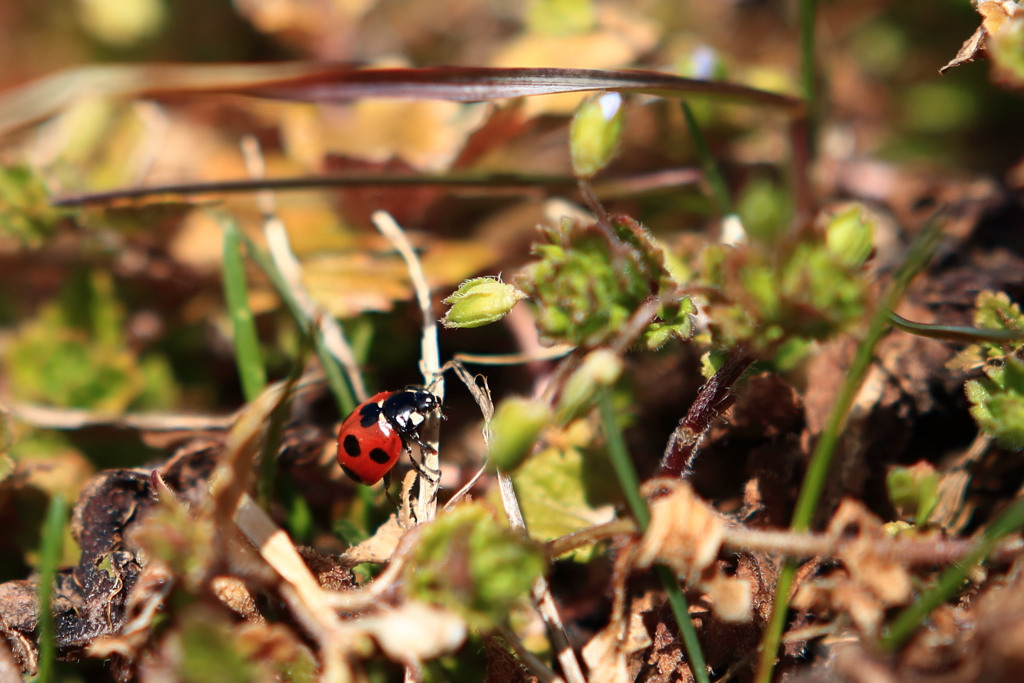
<box><xmin>658</xmin><ymin>349</ymin><xmax>752</xmax><ymax>478</ymax></box>
<box><xmin>800</xmin><ymin>0</ymin><xmax>817</xmax><ymax>115</ymax></box>
<box><xmin>598</xmin><ymin>389</ymin><xmax>709</xmax><ymax>683</ymax></box>
<box><xmin>753</xmin><ymin>223</ymin><xmax>942</xmax><ymax>683</ymax></box>
<box><xmin>887</xmin><ymin>311</ymin><xmax>1024</xmax><ymax>343</ymax></box>
<box><xmin>35</xmin><ymin>494</ymin><xmax>67</xmax><ymax>683</ymax></box>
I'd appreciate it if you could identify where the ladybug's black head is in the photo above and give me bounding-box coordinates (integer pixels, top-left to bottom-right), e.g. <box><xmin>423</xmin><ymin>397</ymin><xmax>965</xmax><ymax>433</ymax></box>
<box><xmin>382</xmin><ymin>389</ymin><xmax>439</xmax><ymax>434</ymax></box>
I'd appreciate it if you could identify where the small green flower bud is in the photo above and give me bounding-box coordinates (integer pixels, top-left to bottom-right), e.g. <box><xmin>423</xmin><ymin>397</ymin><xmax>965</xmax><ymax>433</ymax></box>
<box><xmin>441</xmin><ymin>277</ymin><xmax>526</xmax><ymax>329</ymax></box>
<box><xmin>489</xmin><ymin>397</ymin><xmax>552</xmax><ymax>472</ymax></box>
<box><xmin>570</xmin><ymin>92</ymin><xmax>624</xmax><ymax>178</ymax></box>
<box><xmin>556</xmin><ymin>349</ymin><xmax>623</xmax><ymax>423</ymax></box>
<box><xmin>825</xmin><ymin>203</ymin><xmax>874</xmax><ymax>267</ymax></box>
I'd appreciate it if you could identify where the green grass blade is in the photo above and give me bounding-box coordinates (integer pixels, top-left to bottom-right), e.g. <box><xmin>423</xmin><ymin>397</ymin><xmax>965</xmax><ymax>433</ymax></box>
<box><xmin>598</xmin><ymin>389</ymin><xmax>709</xmax><ymax>683</ymax></box>
<box><xmin>236</xmin><ymin>231</ymin><xmax>357</xmax><ymax>416</ymax></box>
<box><xmin>681</xmin><ymin>102</ymin><xmax>732</xmax><ymax>216</ymax></box>
<box><xmin>35</xmin><ymin>493</ymin><xmax>67</xmax><ymax>683</ymax></box>
<box><xmin>800</xmin><ymin>0</ymin><xmax>817</xmax><ymax>112</ymax></box>
<box><xmin>217</xmin><ymin>212</ymin><xmax>267</xmax><ymax>403</ymax></box>
<box><xmin>754</xmin><ymin>223</ymin><xmax>942</xmax><ymax>683</ymax></box>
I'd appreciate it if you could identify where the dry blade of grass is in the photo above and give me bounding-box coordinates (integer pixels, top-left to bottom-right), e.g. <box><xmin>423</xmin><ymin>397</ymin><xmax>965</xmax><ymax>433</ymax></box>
<box><xmin>370</xmin><ymin>210</ymin><xmax>442</xmax><ymax>524</ymax></box>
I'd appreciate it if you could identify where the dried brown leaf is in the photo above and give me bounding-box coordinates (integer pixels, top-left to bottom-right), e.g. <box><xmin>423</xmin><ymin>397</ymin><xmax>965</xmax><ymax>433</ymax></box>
<box><xmin>635</xmin><ymin>479</ymin><xmax>724</xmax><ymax>584</ymax></box>
<box><xmin>340</xmin><ymin>513</ymin><xmax>405</xmax><ymax>565</ymax></box>
<box><xmin>359</xmin><ymin>602</ymin><xmax>467</xmax><ymax>664</ymax></box>
<box><xmin>582</xmin><ymin>609</ymin><xmax>653</xmax><ymax>683</ymax></box>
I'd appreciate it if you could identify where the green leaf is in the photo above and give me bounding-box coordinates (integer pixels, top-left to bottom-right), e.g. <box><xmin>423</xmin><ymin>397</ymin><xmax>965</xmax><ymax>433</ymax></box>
<box><xmin>966</xmin><ymin>358</ymin><xmax>1024</xmax><ymax>450</ymax></box>
<box><xmin>505</xmin><ymin>429</ymin><xmax>618</xmax><ymax>542</ymax></box>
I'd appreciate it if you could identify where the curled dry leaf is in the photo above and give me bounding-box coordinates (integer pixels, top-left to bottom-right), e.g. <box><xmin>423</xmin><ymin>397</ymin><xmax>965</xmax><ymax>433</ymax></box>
<box><xmin>340</xmin><ymin>513</ymin><xmax>405</xmax><ymax>564</ymax></box>
<box><xmin>581</xmin><ymin>610</ymin><xmax>653</xmax><ymax>683</ymax></box>
<box><xmin>794</xmin><ymin>499</ymin><xmax>913</xmax><ymax>637</ymax></box>
<box><xmin>636</xmin><ymin>479</ymin><xmax>725</xmax><ymax>584</ymax></box>
<box><xmin>636</xmin><ymin>479</ymin><xmax>753</xmax><ymax>623</ymax></box>
<box><xmin>828</xmin><ymin>499</ymin><xmax>912</xmax><ymax>607</ymax></box>
<box><xmin>699</xmin><ymin>571</ymin><xmax>752</xmax><ymax>624</ymax></box>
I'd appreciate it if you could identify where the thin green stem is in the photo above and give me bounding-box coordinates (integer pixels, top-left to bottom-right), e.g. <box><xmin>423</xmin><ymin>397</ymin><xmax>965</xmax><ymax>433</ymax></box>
<box><xmin>599</xmin><ymin>389</ymin><xmax>649</xmax><ymax>531</ymax></box>
<box><xmin>35</xmin><ymin>494</ymin><xmax>67</xmax><ymax>683</ymax></box>
<box><xmin>218</xmin><ymin>213</ymin><xmax>267</xmax><ymax>403</ymax></box>
<box><xmin>800</xmin><ymin>0</ymin><xmax>817</xmax><ymax>111</ymax></box>
<box><xmin>888</xmin><ymin>311</ymin><xmax>1024</xmax><ymax>343</ymax></box>
<box><xmin>681</xmin><ymin>102</ymin><xmax>732</xmax><ymax>216</ymax></box>
<box><xmin>880</xmin><ymin>497</ymin><xmax>1024</xmax><ymax>650</ymax></box>
<box><xmin>598</xmin><ymin>389</ymin><xmax>709</xmax><ymax>683</ymax></box>
<box><xmin>754</xmin><ymin>223</ymin><xmax>942</xmax><ymax>683</ymax></box>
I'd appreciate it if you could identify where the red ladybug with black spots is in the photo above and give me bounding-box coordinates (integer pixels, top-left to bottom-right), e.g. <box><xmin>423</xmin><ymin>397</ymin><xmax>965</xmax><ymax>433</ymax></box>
<box><xmin>337</xmin><ymin>388</ymin><xmax>439</xmax><ymax>486</ymax></box>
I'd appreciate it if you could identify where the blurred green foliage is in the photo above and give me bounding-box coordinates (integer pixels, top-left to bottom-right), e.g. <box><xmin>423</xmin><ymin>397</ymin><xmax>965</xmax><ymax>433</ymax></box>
<box><xmin>526</xmin><ymin>0</ymin><xmax>595</xmax><ymax>36</ymax></box>
<box><xmin>489</xmin><ymin>397</ymin><xmax>553</xmax><ymax>472</ymax></box>
<box><xmin>408</xmin><ymin>503</ymin><xmax>546</xmax><ymax>630</ymax></box>
<box><xmin>6</xmin><ymin>269</ymin><xmax>178</xmax><ymax>412</ymax></box>
<box><xmin>178</xmin><ymin>608</ymin><xmax>255</xmax><ymax>683</ymax></box>
<box><xmin>0</xmin><ymin>165</ymin><xmax>68</xmax><ymax>246</ymax></box>
<box><xmin>887</xmin><ymin>462</ymin><xmax>940</xmax><ymax>526</ymax></box>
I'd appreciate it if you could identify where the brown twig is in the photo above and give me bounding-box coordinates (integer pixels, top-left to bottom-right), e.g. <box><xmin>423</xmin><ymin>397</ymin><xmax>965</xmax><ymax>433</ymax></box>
<box><xmin>544</xmin><ymin>518</ymin><xmax>1024</xmax><ymax>568</ymax></box>
<box><xmin>657</xmin><ymin>348</ymin><xmax>754</xmax><ymax>478</ymax></box>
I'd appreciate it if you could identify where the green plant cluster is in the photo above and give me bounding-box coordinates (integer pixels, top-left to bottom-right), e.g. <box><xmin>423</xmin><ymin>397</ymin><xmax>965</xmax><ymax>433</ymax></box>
<box><xmin>966</xmin><ymin>357</ymin><xmax>1024</xmax><ymax>449</ymax></box>
<box><xmin>6</xmin><ymin>269</ymin><xmax>178</xmax><ymax>412</ymax></box>
<box><xmin>698</xmin><ymin>205</ymin><xmax>875</xmax><ymax>357</ymax></box>
<box><xmin>0</xmin><ymin>165</ymin><xmax>68</xmax><ymax>246</ymax></box>
<box><xmin>516</xmin><ymin>216</ymin><xmax>694</xmax><ymax>350</ymax></box>
<box><xmin>950</xmin><ymin>292</ymin><xmax>1024</xmax><ymax>449</ymax></box>
<box><xmin>407</xmin><ymin>503</ymin><xmax>546</xmax><ymax>630</ymax></box>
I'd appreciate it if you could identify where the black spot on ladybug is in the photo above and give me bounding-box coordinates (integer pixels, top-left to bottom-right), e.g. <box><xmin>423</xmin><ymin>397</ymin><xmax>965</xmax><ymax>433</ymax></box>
<box><xmin>359</xmin><ymin>403</ymin><xmax>380</xmax><ymax>428</ymax></box>
<box><xmin>369</xmin><ymin>448</ymin><xmax>391</xmax><ymax>464</ymax></box>
<box><xmin>341</xmin><ymin>464</ymin><xmax>364</xmax><ymax>484</ymax></box>
<box><xmin>343</xmin><ymin>434</ymin><xmax>361</xmax><ymax>457</ymax></box>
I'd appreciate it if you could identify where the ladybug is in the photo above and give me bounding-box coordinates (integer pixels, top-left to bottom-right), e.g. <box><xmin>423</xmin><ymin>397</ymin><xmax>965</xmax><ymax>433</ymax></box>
<box><xmin>337</xmin><ymin>388</ymin><xmax>440</xmax><ymax>486</ymax></box>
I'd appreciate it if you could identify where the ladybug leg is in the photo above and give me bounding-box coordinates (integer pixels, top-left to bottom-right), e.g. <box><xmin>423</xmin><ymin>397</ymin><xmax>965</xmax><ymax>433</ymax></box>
<box><xmin>382</xmin><ymin>472</ymin><xmax>400</xmax><ymax>507</ymax></box>
<box><xmin>410</xmin><ymin>436</ymin><xmax>437</xmax><ymax>456</ymax></box>
<box><xmin>406</xmin><ymin>443</ymin><xmax>441</xmax><ymax>485</ymax></box>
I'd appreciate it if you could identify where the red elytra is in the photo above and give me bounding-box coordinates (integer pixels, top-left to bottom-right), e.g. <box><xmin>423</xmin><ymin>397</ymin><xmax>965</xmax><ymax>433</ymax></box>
<box><xmin>336</xmin><ymin>388</ymin><xmax>439</xmax><ymax>486</ymax></box>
